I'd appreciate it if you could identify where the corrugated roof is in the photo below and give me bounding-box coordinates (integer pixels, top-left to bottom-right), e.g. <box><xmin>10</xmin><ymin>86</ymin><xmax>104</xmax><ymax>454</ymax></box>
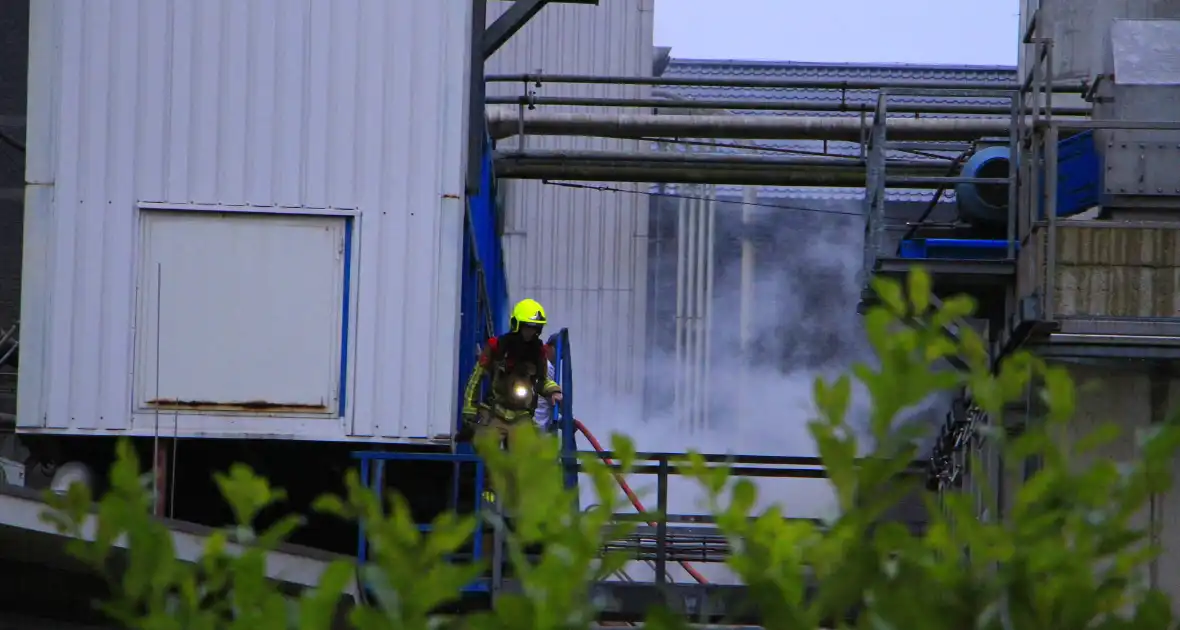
<box><xmin>653</xmin><ymin>58</ymin><xmax>1018</xmax><ymax>203</ymax></box>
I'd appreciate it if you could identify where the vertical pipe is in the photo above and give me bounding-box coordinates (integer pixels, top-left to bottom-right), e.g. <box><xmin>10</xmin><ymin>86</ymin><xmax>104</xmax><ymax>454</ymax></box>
<box><xmin>358</xmin><ymin>457</ymin><xmax>371</xmax><ymax>563</ymax></box>
<box><xmin>154</xmin><ymin>445</ymin><xmax>167</xmax><ymax>518</ymax></box>
<box><xmin>692</xmin><ymin>187</ymin><xmax>709</xmax><ymax>432</ymax></box>
<box><xmin>674</xmin><ymin>191</ymin><xmax>688</xmax><ymax>424</ymax></box>
<box><xmin>702</xmin><ymin>188</ymin><xmax>717</xmax><ymax>432</ymax></box>
<box><xmin>739</xmin><ymin>185</ymin><xmax>757</xmax><ymax>442</ymax></box>
<box><xmin>683</xmin><ymin>189</ymin><xmax>700</xmax><ymax>430</ymax></box>
<box><xmin>740</xmin><ymin>186</ymin><xmax>757</xmax><ymax>356</ymax></box>
<box><xmin>655</xmin><ymin>456</ymin><xmax>669</xmax><ymax>585</ymax></box>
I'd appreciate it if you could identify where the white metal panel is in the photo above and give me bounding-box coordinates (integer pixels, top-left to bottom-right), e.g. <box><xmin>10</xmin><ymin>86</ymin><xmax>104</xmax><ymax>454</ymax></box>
<box><xmin>19</xmin><ymin>0</ymin><xmax>471</xmax><ymax>443</ymax></box>
<box><xmin>134</xmin><ymin>211</ymin><xmax>345</xmax><ymax>416</ymax></box>
<box><xmin>486</xmin><ymin>0</ymin><xmax>654</xmax><ymax>423</ymax></box>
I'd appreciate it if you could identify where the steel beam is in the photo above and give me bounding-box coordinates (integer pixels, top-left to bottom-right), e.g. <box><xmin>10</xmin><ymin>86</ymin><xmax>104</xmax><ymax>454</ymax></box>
<box><xmin>483</xmin><ymin>0</ymin><xmax>599</xmax><ymax>60</ymax></box>
<box><xmin>873</xmin><ymin>258</ymin><xmax>1016</xmax><ymax>287</ymax></box>
<box><xmin>466</xmin><ymin>0</ymin><xmax>489</xmax><ymax>194</ymax></box>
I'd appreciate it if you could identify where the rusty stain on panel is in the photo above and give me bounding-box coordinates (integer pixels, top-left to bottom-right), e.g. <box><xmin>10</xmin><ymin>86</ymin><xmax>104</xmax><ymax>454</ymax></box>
<box><xmin>145</xmin><ymin>399</ymin><xmax>329</xmax><ymax>413</ymax></box>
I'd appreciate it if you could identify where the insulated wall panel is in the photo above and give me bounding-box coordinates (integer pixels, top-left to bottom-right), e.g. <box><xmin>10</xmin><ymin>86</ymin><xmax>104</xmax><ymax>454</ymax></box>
<box><xmin>19</xmin><ymin>0</ymin><xmax>471</xmax><ymax>443</ymax></box>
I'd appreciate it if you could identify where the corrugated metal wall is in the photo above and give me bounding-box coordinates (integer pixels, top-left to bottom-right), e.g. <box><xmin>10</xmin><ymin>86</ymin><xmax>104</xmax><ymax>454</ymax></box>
<box><xmin>19</xmin><ymin>0</ymin><xmax>471</xmax><ymax>442</ymax></box>
<box><xmin>485</xmin><ymin>0</ymin><xmax>654</xmax><ymax>423</ymax></box>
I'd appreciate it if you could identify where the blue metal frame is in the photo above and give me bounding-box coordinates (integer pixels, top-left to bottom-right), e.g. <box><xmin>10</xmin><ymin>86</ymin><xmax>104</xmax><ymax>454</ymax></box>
<box><xmin>898</xmin><ymin>238</ymin><xmax>1021</xmax><ymax>261</ymax></box>
<box><xmin>553</xmin><ymin>328</ymin><xmax>578</xmax><ymax>490</ymax></box>
<box><xmin>338</xmin><ymin>217</ymin><xmax>354</xmax><ymax>417</ymax></box>
<box><xmin>352</xmin><ymin>450</ymin><xmax>490</xmax><ymax>593</ymax></box>
<box><xmin>457</xmin><ymin>133</ymin><xmax>509</xmax><ymax>436</ymax></box>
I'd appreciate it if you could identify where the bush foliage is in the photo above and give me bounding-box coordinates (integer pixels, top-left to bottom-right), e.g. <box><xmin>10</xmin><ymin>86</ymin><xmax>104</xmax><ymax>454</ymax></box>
<box><xmin>42</xmin><ymin>269</ymin><xmax>1180</xmax><ymax>629</ymax></box>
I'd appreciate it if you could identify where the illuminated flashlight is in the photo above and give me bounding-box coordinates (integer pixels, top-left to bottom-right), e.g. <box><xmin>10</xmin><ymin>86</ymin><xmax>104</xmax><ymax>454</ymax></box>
<box><xmin>513</xmin><ymin>384</ymin><xmax>529</xmax><ymax>399</ymax></box>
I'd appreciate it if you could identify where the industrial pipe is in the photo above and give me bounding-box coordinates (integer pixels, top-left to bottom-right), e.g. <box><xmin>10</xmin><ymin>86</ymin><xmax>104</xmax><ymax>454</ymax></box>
<box><xmin>702</xmin><ymin>188</ymin><xmax>716</xmax><ymax>433</ymax></box>
<box><xmin>496</xmin><ymin>149</ymin><xmax>949</xmax><ymax>168</ymax></box>
<box><xmin>487</xmin><ymin>106</ymin><xmax>1015</xmax><ymax>142</ymax></box>
<box><xmin>738</xmin><ymin>185</ymin><xmax>756</xmax><ymax>444</ymax></box>
<box><xmin>493</xmin><ymin>149</ymin><xmax>967</xmax><ymax>187</ymax></box>
<box><xmin>485</xmin><ymin>95</ymin><xmax>1092</xmax><ymax>117</ymax></box>
<box><xmin>485</xmin><ymin>72</ymin><xmax>1089</xmax><ymax>93</ymax></box>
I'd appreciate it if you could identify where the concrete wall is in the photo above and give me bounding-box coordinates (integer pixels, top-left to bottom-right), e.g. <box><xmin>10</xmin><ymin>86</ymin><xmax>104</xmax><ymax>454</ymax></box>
<box><xmin>1020</xmin><ymin>222</ymin><xmax>1180</xmax><ymax>318</ymax></box>
<box><xmin>485</xmin><ymin>1</ymin><xmax>654</xmax><ymax>422</ymax></box>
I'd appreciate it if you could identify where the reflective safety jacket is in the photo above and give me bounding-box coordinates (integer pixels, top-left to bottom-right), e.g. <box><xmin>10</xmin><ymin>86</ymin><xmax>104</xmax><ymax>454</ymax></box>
<box><xmin>462</xmin><ymin>333</ymin><xmax>562</xmax><ymax>420</ymax></box>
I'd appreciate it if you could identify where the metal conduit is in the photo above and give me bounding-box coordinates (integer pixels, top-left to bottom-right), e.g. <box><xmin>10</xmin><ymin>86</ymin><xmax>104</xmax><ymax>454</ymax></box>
<box><xmin>485</xmin><ymin>72</ymin><xmax>1088</xmax><ymax>93</ymax></box>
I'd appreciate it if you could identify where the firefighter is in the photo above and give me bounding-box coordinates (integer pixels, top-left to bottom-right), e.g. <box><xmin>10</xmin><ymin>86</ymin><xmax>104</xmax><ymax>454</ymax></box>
<box><xmin>460</xmin><ymin>298</ymin><xmax>564</xmax><ymax>450</ymax></box>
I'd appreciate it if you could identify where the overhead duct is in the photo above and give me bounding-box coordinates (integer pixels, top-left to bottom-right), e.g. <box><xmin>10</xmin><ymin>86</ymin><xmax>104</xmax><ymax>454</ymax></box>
<box><xmin>486</xmin><ymin>105</ymin><xmax>1015</xmax><ymax>142</ymax></box>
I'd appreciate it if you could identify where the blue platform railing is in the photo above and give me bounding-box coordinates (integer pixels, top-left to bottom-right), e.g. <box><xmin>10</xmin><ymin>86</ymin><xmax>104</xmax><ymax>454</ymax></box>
<box><xmin>554</xmin><ymin>327</ymin><xmax>578</xmax><ymax>490</ymax></box>
<box><xmin>349</xmin><ymin>453</ymin><xmax>488</xmax><ymax>566</ymax></box>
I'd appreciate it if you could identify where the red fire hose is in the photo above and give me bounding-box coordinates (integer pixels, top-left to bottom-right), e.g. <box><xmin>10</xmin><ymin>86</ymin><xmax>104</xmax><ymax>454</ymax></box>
<box><xmin>573</xmin><ymin>419</ymin><xmax>710</xmax><ymax>585</ymax></box>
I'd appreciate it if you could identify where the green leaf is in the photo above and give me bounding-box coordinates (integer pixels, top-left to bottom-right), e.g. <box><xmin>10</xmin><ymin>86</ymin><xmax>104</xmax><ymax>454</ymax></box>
<box><xmin>906</xmin><ymin>266</ymin><xmax>932</xmax><ymax>314</ymax></box>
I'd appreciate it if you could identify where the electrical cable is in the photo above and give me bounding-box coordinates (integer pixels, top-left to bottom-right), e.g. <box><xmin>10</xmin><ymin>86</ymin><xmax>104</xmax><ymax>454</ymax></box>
<box><xmin>896</xmin><ymin>148</ymin><xmax>976</xmax><ymax>251</ymax></box>
<box><xmin>543</xmin><ymin>180</ymin><xmax>862</xmax><ymax>218</ymax></box>
<box><xmin>0</xmin><ymin>129</ymin><xmax>24</xmax><ymax>153</ymax></box>
<box><xmin>639</xmin><ymin>135</ymin><xmax>861</xmax><ymax>159</ymax></box>
<box><xmin>573</xmin><ymin>419</ymin><xmax>710</xmax><ymax>585</ymax></box>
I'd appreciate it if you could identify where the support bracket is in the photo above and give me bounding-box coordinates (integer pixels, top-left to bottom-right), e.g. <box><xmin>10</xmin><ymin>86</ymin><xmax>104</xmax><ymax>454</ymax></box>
<box><xmin>483</xmin><ymin>0</ymin><xmax>599</xmax><ymax>61</ymax></box>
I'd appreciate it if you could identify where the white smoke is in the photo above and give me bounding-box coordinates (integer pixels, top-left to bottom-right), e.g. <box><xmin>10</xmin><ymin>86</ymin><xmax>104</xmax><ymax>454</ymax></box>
<box><xmin>566</xmin><ymin>190</ymin><xmax>950</xmax><ymax>584</ymax></box>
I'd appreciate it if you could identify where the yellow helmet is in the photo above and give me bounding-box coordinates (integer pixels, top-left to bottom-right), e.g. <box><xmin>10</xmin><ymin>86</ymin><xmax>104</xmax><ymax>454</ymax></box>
<box><xmin>510</xmin><ymin>298</ymin><xmax>548</xmax><ymax>332</ymax></box>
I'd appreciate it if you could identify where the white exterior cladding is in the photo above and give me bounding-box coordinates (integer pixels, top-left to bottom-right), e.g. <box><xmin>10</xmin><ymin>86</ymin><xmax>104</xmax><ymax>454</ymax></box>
<box><xmin>486</xmin><ymin>0</ymin><xmax>655</xmax><ymax>422</ymax></box>
<box><xmin>19</xmin><ymin>0</ymin><xmax>472</xmax><ymax>443</ymax></box>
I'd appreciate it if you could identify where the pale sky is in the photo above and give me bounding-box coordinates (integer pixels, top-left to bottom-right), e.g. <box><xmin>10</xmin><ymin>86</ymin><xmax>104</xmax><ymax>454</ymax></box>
<box><xmin>654</xmin><ymin>0</ymin><xmax>1020</xmax><ymax>66</ymax></box>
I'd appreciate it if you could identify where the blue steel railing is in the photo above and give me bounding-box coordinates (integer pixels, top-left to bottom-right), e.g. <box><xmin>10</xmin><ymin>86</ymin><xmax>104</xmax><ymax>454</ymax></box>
<box><xmin>351</xmin><ymin>326</ymin><xmax>577</xmax><ymax>595</ymax></box>
<box><xmin>352</xmin><ymin>450</ymin><xmax>490</xmax><ymax>593</ymax></box>
<box><xmin>554</xmin><ymin>327</ymin><xmax>578</xmax><ymax>490</ymax></box>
